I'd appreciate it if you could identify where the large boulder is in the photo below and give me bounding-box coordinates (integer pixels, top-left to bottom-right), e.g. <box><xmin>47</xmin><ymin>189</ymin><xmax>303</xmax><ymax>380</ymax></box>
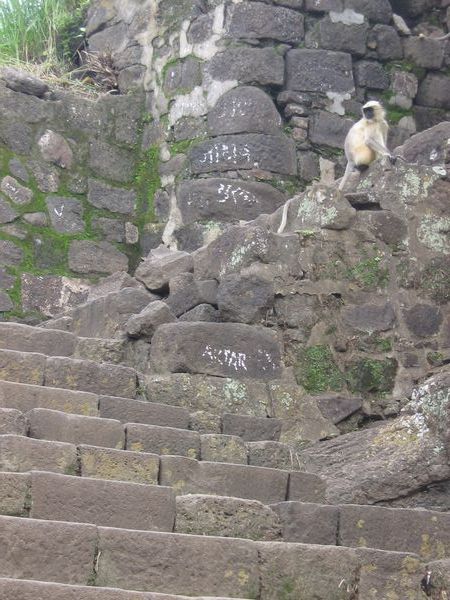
<box><xmin>226</xmin><ymin>2</ymin><xmax>304</xmax><ymax>43</ymax></box>
<box><xmin>149</xmin><ymin>322</ymin><xmax>283</xmax><ymax>380</ymax></box>
<box><xmin>135</xmin><ymin>245</ymin><xmax>193</xmax><ymax>292</ymax></box>
<box><xmin>394</xmin><ymin>122</ymin><xmax>450</xmax><ymax>166</ymax></box>
<box><xmin>285</xmin><ymin>49</ymin><xmax>354</xmax><ymax>93</ymax></box>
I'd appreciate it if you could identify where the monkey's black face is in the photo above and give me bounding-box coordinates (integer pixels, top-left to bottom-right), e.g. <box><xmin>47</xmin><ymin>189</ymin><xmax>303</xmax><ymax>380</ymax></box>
<box><xmin>363</xmin><ymin>106</ymin><xmax>375</xmax><ymax>120</ymax></box>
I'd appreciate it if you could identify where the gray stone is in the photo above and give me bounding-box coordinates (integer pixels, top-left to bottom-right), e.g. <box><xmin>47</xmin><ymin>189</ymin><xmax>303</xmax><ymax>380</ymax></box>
<box><xmin>345</xmin><ymin>0</ymin><xmax>393</xmax><ymax>23</ymax></box>
<box><xmin>394</xmin><ymin>122</ymin><xmax>450</xmax><ymax>166</ymax></box>
<box><xmin>126</xmin><ymin>422</ymin><xmax>200</xmax><ymax>459</ymax></box>
<box><xmin>0</xmin><ymin>268</ymin><xmax>14</xmax><ymax>290</ymax></box>
<box><xmin>404</xmin><ymin>36</ymin><xmax>444</xmax><ymax>69</ymax></box>
<box><xmin>179</xmin><ymin>304</ymin><xmax>220</xmax><ymax>322</ymax></box>
<box><xmin>288</xmin><ymin>471</ymin><xmax>328</xmax><ymax>503</ymax></box>
<box><xmin>126</xmin><ymin>300</ymin><xmax>176</xmax><ymax>339</ymax></box>
<box><xmin>88</xmin><ymin>139</ymin><xmax>135</xmax><ymax>183</ymax></box>
<box><xmin>68</xmin><ymin>240</ymin><xmax>128</xmax><ymax>274</ymax></box>
<box><xmin>187</xmin><ymin>13</ymin><xmax>213</xmax><ymax>43</ymax></box>
<box><xmin>342</xmin><ymin>302</ymin><xmax>396</xmax><ymax>332</ymax></box>
<box><xmin>135</xmin><ymin>245</ymin><xmax>193</xmax><ymax>292</ymax></box>
<box><xmin>0</xmin><ymin>176</ymin><xmax>32</xmax><ymax>205</ymax></box>
<box><xmin>27</xmin><ymin>160</ymin><xmax>59</xmax><ymax>193</ymax></box>
<box><xmin>163</xmin><ymin>56</ymin><xmax>201</xmax><ymax>96</ymax></box>
<box><xmin>87</xmin><ymin>179</ymin><xmax>137</xmax><ymax>215</ymax></box>
<box><xmin>30</xmin><ymin>471</ymin><xmax>175</xmax><ymax>532</ymax></box>
<box><xmin>0</xmin><ymin>322</ymin><xmax>76</xmax><ymax>356</ymax></box>
<box><xmin>207</xmin><ymin>47</ymin><xmax>285</xmax><ymax>86</ymax></box>
<box><xmin>0</xmin><ymin>121</ymin><xmax>33</xmax><ymax>154</ymax></box>
<box><xmin>316</xmin><ymin>394</ymin><xmax>363</xmax><ymax>424</ymax></box>
<box><xmin>79</xmin><ymin>445</ymin><xmax>159</xmax><ymax>485</ymax></box>
<box><xmin>1</xmin><ymin>67</ymin><xmax>49</xmax><ymax>97</ymax></box>
<box><xmin>271</xmin><ymin>501</ymin><xmax>339</xmax><ymax>544</ymax></box>
<box><xmin>23</xmin><ymin>212</ymin><xmax>48</xmax><ymax>226</ymax></box>
<box><xmin>354</xmin><ymin>60</ymin><xmax>390</xmax><ymax>89</ymax></box>
<box><xmin>92</xmin><ymin>217</ymin><xmax>125</xmax><ymax>242</ymax></box>
<box><xmin>223</xmin><ymin>414</ymin><xmax>282</xmax><ymax>442</ymax></box>
<box><xmin>0</xmin><ymin>434</ymin><xmax>77</xmax><ymax>474</ymax></box>
<box><xmin>0</xmin><ymin>197</ymin><xmax>18</xmax><ymax>223</ymax></box>
<box><xmin>227</xmin><ymin>2</ymin><xmax>304</xmax><ymax>43</ymax></box>
<box><xmin>189</xmin><ymin>410</ymin><xmax>222</xmax><ymax>434</ymax></box>
<box><xmin>46</xmin><ymin>196</ymin><xmax>85</xmax><ymax>234</ymax></box>
<box><xmin>309</xmin><ymin>112</ymin><xmax>353</xmax><ymax>148</ymax></box>
<box><xmin>21</xmin><ymin>274</ymin><xmax>89</xmax><ymax>317</ymax></box>
<box><xmin>177</xmin><ymin>178</ymin><xmax>286</xmax><ymax>224</ymax></box>
<box><xmin>286</xmin><ymin>49</ymin><xmax>354</xmax><ymax>93</ymax></box>
<box><xmin>0</xmin><ymin>240</ymin><xmax>23</xmax><ymax>266</ymax></box>
<box><xmin>305</xmin><ymin>0</ymin><xmax>343</xmax><ymax>10</ymax></box>
<box><xmin>390</xmin><ymin>0</ymin><xmax>436</xmax><ymax>18</ymax></box>
<box><xmin>87</xmin><ymin>272</ymin><xmax>143</xmax><ymax>301</ymax></box>
<box><xmin>319</xmin><ymin>18</ymin><xmax>369</xmax><ymax>56</ymax></box>
<box><xmin>8</xmin><ymin>158</ymin><xmax>29</xmax><ymax>183</ymax></box>
<box><xmin>176</xmin><ymin>494</ymin><xmax>282</xmax><ymax>540</ymax></box>
<box><xmin>38</xmin><ymin>130</ymin><xmax>73</xmax><ymax>169</ymax></box>
<box><xmin>403</xmin><ymin>304</ymin><xmax>443</xmax><ymax>337</ymax></box>
<box><xmin>362</xmin><ymin>210</ymin><xmax>408</xmax><ymax>245</ymax></box>
<box><xmin>150</xmin><ymin>322</ymin><xmax>283</xmax><ymax>380</ymax></box>
<box><xmin>0</xmin><ymin>407</ymin><xmax>27</xmax><ymax>435</ymax></box>
<box><xmin>200</xmin><ymin>433</ymin><xmax>247</xmax><ymax>464</ymax></box>
<box><xmin>218</xmin><ymin>273</ymin><xmax>275</xmax><ymax>324</ymax></box>
<box><xmin>416</xmin><ymin>73</ymin><xmax>450</xmax><ymax>109</ymax></box>
<box><xmin>75</xmin><ymin>337</ymin><xmax>125</xmax><ymax>364</ymax></box>
<box><xmin>0</xmin><ymin>291</ymin><xmax>13</xmax><ymax>311</ymax></box>
<box><xmin>207</xmin><ymin>86</ymin><xmax>282</xmax><ymax>136</ymax></box>
<box><xmin>370</xmin><ymin>24</ymin><xmax>403</xmax><ymax>61</ymax></box>
<box><xmin>189</xmin><ymin>134</ymin><xmax>297</xmax><ymax>175</ymax></box>
<box><xmin>99</xmin><ymin>395</ymin><xmax>189</xmax><ymax>429</ymax></box>
<box><xmin>247</xmin><ymin>440</ymin><xmax>294</xmax><ymax>470</ymax></box>
<box><xmin>166</xmin><ymin>273</ymin><xmax>217</xmax><ymax>318</ymax></box>
<box><xmin>0</xmin><ymin>472</ymin><xmax>29</xmax><ymax>516</ymax></box>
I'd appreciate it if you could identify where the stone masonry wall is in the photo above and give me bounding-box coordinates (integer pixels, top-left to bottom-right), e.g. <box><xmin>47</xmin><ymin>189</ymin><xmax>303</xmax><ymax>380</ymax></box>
<box><xmin>85</xmin><ymin>0</ymin><xmax>450</xmax><ymax>250</ymax></box>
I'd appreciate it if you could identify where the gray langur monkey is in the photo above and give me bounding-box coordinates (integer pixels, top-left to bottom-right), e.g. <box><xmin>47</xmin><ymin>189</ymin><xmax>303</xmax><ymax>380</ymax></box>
<box><xmin>338</xmin><ymin>100</ymin><xmax>396</xmax><ymax>192</ymax></box>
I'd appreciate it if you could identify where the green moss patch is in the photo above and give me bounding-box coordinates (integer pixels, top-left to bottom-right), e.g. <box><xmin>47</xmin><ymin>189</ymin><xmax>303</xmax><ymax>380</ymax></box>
<box><xmin>294</xmin><ymin>345</ymin><xmax>345</xmax><ymax>395</ymax></box>
<box><xmin>346</xmin><ymin>358</ymin><xmax>398</xmax><ymax>395</ymax></box>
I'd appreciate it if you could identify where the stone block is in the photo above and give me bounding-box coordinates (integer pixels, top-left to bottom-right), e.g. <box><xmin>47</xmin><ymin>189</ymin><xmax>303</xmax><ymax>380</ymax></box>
<box><xmin>315</xmin><ymin>394</ymin><xmax>363</xmax><ymax>424</ymax></box>
<box><xmin>218</xmin><ymin>273</ymin><xmax>275</xmax><ymax>324</ymax></box>
<box><xmin>189</xmin><ymin>133</ymin><xmax>297</xmax><ymax>176</ymax></box>
<box><xmin>145</xmin><ymin>373</ymin><xmax>271</xmax><ymax>417</ymax></box>
<box><xmin>403</xmin><ymin>36</ymin><xmax>445</xmax><ymax>70</ymax></box>
<box><xmin>271</xmin><ymin>501</ymin><xmax>339</xmax><ymax>544</ymax></box>
<box><xmin>342</xmin><ymin>302</ymin><xmax>396</xmax><ymax>332</ymax></box>
<box><xmin>207</xmin><ymin>47</ymin><xmax>284</xmax><ymax>86</ymax></box>
<box><xmin>0</xmin><ymin>290</ymin><xmax>13</xmax><ymax>311</ymax></box>
<box><xmin>0</xmin><ymin>435</ymin><xmax>77</xmax><ymax>474</ymax></box>
<box><xmin>229</xmin><ymin>3</ymin><xmax>304</xmax><ymax>43</ymax></box>
<box><xmin>88</xmin><ymin>139</ymin><xmax>135</xmax><ymax>183</ymax></box>
<box><xmin>258</xmin><ymin>543</ymin><xmax>360</xmax><ymax>599</ymax></box>
<box><xmin>135</xmin><ymin>245</ymin><xmax>193</xmax><ymax>293</ymax></box>
<box><xmin>339</xmin><ymin>504</ymin><xmax>450</xmax><ymax>560</ymax></box>
<box><xmin>87</xmin><ymin>179</ymin><xmax>136</xmax><ymax>215</ymax></box>
<box><xmin>126</xmin><ymin>423</ymin><xmax>200</xmax><ymax>459</ymax></box>
<box><xmin>165</xmin><ymin>274</ymin><xmax>218</xmax><ymax>318</ymax></box>
<box><xmin>68</xmin><ymin>240</ymin><xmax>129</xmax><ymax>275</ymax></box>
<box><xmin>46</xmin><ymin>197</ymin><xmax>85</xmax><ymax>234</ymax></box>
<box><xmin>370</xmin><ymin>24</ymin><xmax>402</xmax><ymax>61</ymax></box>
<box><xmin>1</xmin><ymin>67</ymin><xmax>48</xmax><ymax>97</ymax></box>
<box><xmin>403</xmin><ymin>303</ymin><xmax>443</xmax><ymax>338</ymax></box>
<box><xmin>21</xmin><ymin>274</ymin><xmax>89</xmax><ymax>317</ymax></box>
<box><xmin>177</xmin><ymin>178</ymin><xmax>286</xmax><ymax>224</ymax></box>
<box><xmin>160</xmin><ymin>455</ymin><xmax>289</xmax><ymax>503</ymax></box>
<box><xmin>176</xmin><ymin>494</ymin><xmax>281</xmax><ymax>541</ymax></box>
<box><xmin>305</xmin><ymin>0</ymin><xmax>343</xmax><ymax>10</ymax></box>
<box><xmin>247</xmin><ymin>441</ymin><xmax>294</xmax><ymax>470</ymax></box>
<box><xmin>0</xmin><ymin>348</ymin><xmax>45</xmax><ymax>385</ymax></box>
<box><xmin>0</xmin><ymin>380</ymin><xmax>98</xmax><ymax>417</ymax></box>
<box><xmin>0</xmin><ymin>472</ymin><xmax>30</xmax><ymax>516</ymax></box>
<box><xmin>28</xmin><ymin>408</ymin><xmax>124</xmax><ymax>448</ymax></box>
<box><xmin>75</xmin><ymin>337</ymin><xmax>125</xmax><ymax>364</ymax></box>
<box><xmin>44</xmin><ymin>356</ymin><xmax>137</xmax><ymax>398</ymax></box>
<box><xmin>309</xmin><ymin>111</ymin><xmax>354</xmax><ymax>149</ymax></box>
<box><xmin>1</xmin><ymin>175</ymin><xmax>33</xmax><ymax>205</ymax></box>
<box><xmin>345</xmin><ymin>0</ymin><xmax>393</xmax><ymax>23</ymax></box>
<box><xmin>189</xmin><ymin>411</ymin><xmax>222</xmax><ymax>434</ymax></box>
<box><xmin>200</xmin><ymin>434</ymin><xmax>247</xmax><ymax>464</ymax></box>
<box><xmin>99</xmin><ymin>396</ymin><xmax>189</xmax><ymax>429</ymax></box>
<box><xmin>149</xmin><ymin>322</ymin><xmax>282</xmax><ymax>381</ymax></box>
<box><xmin>319</xmin><ymin>19</ymin><xmax>368</xmax><ymax>56</ymax></box>
<box><xmin>0</xmin><ymin>322</ymin><xmax>76</xmax><ymax>356</ymax></box>
<box><xmin>354</xmin><ymin>60</ymin><xmax>390</xmax><ymax>89</ymax></box>
<box><xmin>286</xmin><ymin>49</ymin><xmax>354</xmax><ymax>93</ymax></box>
<box><xmin>96</xmin><ymin>528</ymin><xmax>260</xmax><ymax>597</ymax></box>
<box><xmin>126</xmin><ymin>300</ymin><xmax>176</xmax><ymax>339</ymax></box>
<box><xmin>30</xmin><ymin>471</ymin><xmax>175</xmax><ymax>532</ymax></box>
<box><xmin>222</xmin><ymin>413</ymin><xmax>282</xmax><ymax>442</ymax></box>
<box><xmin>79</xmin><ymin>445</ymin><xmax>159</xmax><ymax>485</ymax></box>
<box><xmin>179</xmin><ymin>304</ymin><xmax>220</xmax><ymax>323</ymax></box>
<box><xmin>0</xmin><ymin>407</ymin><xmax>27</xmax><ymax>435</ymax></box>
<box><xmin>0</xmin><ymin>240</ymin><xmax>23</xmax><ymax>266</ymax></box>
<box><xmin>0</xmin><ymin>515</ymin><xmax>97</xmax><ymax>584</ymax></box>
<box><xmin>288</xmin><ymin>471</ymin><xmax>327</xmax><ymax>503</ymax></box>
<box><xmin>0</xmin><ymin>197</ymin><xmax>18</xmax><ymax>223</ymax></box>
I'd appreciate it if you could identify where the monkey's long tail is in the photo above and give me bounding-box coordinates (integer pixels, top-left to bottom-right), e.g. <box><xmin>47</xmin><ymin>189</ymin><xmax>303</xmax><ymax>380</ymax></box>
<box><xmin>277</xmin><ymin>199</ymin><xmax>291</xmax><ymax>234</ymax></box>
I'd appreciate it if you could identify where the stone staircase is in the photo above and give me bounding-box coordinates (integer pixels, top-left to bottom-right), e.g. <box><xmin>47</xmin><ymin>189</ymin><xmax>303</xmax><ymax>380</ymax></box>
<box><xmin>1</xmin><ymin>321</ymin><xmax>449</xmax><ymax>599</ymax></box>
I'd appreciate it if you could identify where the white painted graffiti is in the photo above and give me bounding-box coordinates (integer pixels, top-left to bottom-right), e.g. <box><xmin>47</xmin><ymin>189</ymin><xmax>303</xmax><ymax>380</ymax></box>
<box><xmin>198</xmin><ymin>143</ymin><xmax>252</xmax><ymax>166</ymax></box>
<box><xmin>202</xmin><ymin>345</ymin><xmax>248</xmax><ymax>371</ymax></box>
<box><xmin>216</xmin><ymin>97</ymin><xmax>252</xmax><ymax>120</ymax></box>
<box><xmin>216</xmin><ymin>183</ymin><xmax>258</xmax><ymax>205</ymax></box>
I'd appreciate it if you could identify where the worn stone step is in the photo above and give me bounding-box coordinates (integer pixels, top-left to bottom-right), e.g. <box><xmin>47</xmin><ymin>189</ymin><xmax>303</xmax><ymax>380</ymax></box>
<box><xmin>0</xmin><ymin>579</ymin><xmax>245</xmax><ymax>600</ymax></box>
<box><xmin>0</xmin><ymin>407</ymin><xmax>27</xmax><ymax>435</ymax></box>
<box><xmin>0</xmin><ymin>515</ymin><xmax>425</xmax><ymax>598</ymax></box>
<box><xmin>0</xmin><ymin>470</ymin><xmax>175</xmax><ymax>532</ymax></box>
<box><xmin>0</xmin><ymin>348</ymin><xmax>138</xmax><ymax>398</ymax></box>
<box><xmin>0</xmin><ymin>434</ymin><xmax>325</xmax><ymax>504</ymax></box>
<box><xmin>28</xmin><ymin>408</ymin><xmax>125</xmax><ymax>449</ymax></box>
<box><xmin>99</xmin><ymin>395</ymin><xmax>190</xmax><ymax>429</ymax></box>
<box><xmin>0</xmin><ymin>322</ymin><xmax>77</xmax><ymax>356</ymax></box>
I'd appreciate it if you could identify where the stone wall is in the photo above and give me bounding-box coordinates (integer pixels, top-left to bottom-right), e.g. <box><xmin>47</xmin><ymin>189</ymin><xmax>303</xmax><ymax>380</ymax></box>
<box><xmin>85</xmin><ymin>0</ymin><xmax>450</xmax><ymax>250</ymax></box>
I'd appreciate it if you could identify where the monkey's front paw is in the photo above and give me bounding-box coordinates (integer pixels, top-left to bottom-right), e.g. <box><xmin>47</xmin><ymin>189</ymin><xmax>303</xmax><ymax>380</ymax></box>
<box><xmin>388</xmin><ymin>155</ymin><xmax>397</xmax><ymax>165</ymax></box>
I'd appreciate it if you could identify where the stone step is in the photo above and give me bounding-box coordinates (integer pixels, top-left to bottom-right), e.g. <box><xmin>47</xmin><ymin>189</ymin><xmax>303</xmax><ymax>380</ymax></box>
<box><xmin>0</xmin><ymin>515</ymin><xmax>425</xmax><ymax>598</ymax></box>
<box><xmin>0</xmin><ymin>435</ymin><xmax>325</xmax><ymax>504</ymax></box>
<box><xmin>0</xmin><ymin>348</ymin><xmax>137</xmax><ymax>398</ymax></box>
<box><xmin>0</xmin><ymin>321</ymin><xmax>128</xmax><ymax>365</ymax></box>
<box><xmin>0</xmin><ymin>470</ymin><xmax>175</xmax><ymax>531</ymax></box>
<box><xmin>8</xmin><ymin>404</ymin><xmax>296</xmax><ymax>470</ymax></box>
<box><xmin>0</xmin><ymin>579</ymin><xmax>245</xmax><ymax>600</ymax></box>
